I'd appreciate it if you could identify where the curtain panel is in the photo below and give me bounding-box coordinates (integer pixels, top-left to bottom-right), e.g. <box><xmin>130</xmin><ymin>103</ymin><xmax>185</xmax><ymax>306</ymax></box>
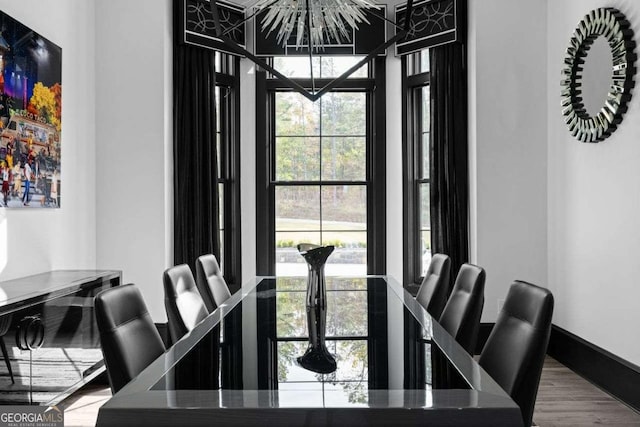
<box><xmin>429</xmin><ymin>42</ymin><xmax>469</xmax><ymax>284</ymax></box>
<box><xmin>173</xmin><ymin>12</ymin><xmax>220</xmax><ymax>272</ymax></box>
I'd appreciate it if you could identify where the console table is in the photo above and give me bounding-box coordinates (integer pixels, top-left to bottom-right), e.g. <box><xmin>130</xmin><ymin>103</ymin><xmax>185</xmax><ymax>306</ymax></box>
<box><xmin>0</xmin><ymin>270</ymin><xmax>121</xmax><ymax>405</ymax></box>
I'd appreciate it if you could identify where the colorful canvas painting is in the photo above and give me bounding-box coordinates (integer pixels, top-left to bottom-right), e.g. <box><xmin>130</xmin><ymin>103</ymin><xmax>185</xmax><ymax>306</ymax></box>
<box><xmin>0</xmin><ymin>11</ymin><xmax>61</xmax><ymax>208</ymax></box>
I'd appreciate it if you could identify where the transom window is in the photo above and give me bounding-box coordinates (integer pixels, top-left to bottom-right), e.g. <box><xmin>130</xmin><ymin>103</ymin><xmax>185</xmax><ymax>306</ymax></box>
<box><xmin>272</xmin><ymin>56</ymin><xmax>368</xmax><ymax>79</ymax></box>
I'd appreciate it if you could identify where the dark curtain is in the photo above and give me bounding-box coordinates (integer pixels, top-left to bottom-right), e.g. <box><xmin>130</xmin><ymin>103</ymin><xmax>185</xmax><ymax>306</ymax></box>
<box><xmin>173</xmin><ymin>12</ymin><xmax>219</xmax><ymax>272</ymax></box>
<box><xmin>429</xmin><ymin>42</ymin><xmax>469</xmax><ymax>283</ymax></box>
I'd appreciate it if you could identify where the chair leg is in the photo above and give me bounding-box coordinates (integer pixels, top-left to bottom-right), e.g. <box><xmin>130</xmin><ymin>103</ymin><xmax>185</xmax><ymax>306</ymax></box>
<box><xmin>0</xmin><ymin>337</ymin><xmax>15</xmax><ymax>384</ymax></box>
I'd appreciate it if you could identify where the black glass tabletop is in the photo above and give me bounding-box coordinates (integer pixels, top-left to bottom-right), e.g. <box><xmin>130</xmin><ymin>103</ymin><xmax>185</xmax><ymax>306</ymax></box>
<box><xmin>151</xmin><ymin>277</ymin><xmax>448</xmax><ymax>395</ymax></box>
<box><xmin>96</xmin><ymin>276</ymin><xmax>523</xmax><ymax>427</ymax></box>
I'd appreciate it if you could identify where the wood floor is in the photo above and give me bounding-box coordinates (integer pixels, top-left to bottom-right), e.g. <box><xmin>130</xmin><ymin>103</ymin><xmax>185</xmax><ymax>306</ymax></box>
<box><xmin>534</xmin><ymin>357</ymin><xmax>640</xmax><ymax>426</ymax></box>
<box><xmin>60</xmin><ymin>357</ymin><xmax>640</xmax><ymax>426</ymax></box>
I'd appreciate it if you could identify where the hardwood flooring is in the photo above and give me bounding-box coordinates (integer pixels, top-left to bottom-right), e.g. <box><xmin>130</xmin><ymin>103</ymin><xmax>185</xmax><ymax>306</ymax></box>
<box><xmin>60</xmin><ymin>383</ymin><xmax>110</xmax><ymax>427</ymax></box>
<box><xmin>59</xmin><ymin>357</ymin><xmax>640</xmax><ymax>426</ymax></box>
<box><xmin>533</xmin><ymin>357</ymin><xmax>640</xmax><ymax>426</ymax></box>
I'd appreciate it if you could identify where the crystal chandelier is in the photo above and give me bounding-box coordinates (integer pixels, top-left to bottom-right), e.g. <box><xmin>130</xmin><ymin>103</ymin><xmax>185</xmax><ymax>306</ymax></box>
<box><xmin>252</xmin><ymin>0</ymin><xmax>379</xmax><ymax>49</ymax></box>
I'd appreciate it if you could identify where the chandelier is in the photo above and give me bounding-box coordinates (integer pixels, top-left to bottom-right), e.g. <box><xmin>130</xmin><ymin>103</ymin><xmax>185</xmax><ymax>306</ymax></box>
<box><xmin>252</xmin><ymin>0</ymin><xmax>379</xmax><ymax>50</ymax></box>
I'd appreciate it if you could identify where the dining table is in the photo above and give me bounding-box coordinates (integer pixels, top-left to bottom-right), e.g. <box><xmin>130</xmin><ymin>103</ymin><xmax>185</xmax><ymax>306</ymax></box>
<box><xmin>96</xmin><ymin>275</ymin><xmax>523</xmax><ymax>426</ymax></box>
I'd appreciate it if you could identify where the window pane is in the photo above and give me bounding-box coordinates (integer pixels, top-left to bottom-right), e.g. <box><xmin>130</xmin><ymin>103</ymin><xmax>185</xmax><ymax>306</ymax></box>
<box><xmin>420</xmin><ymin>49</ymin><xmax>430</xmax><ymax>73</ymax></box>
<box><xmin>276</xmin><ymin>186</ymin><xmax>320</xmax><ymax>230</ymax></box>
<box><xmin>215</xmin><ymin>86</ymin><xmax>221</xmax><ymax>128</ymax></box>
<box><xmin>276</xmin><ymin>231</ymin><xmax>321</xmax><ymax>276</ymax></box>
<box><xmin>324</xmin><ymin>231</ymin><xmax>367</xmax><ymax>276</ymax></box>
<box><xmin>215</xmin><ymin>51</ymin><xmax>221</xmax><ymax>72</ymax></box>
<box><xmin>321</xmin><ymin>92</ymin><xmax>366</xmax><ymax>136</ymax></box>
<box><xmin>421</xmin><ymin>230</ymin><xmax>431</xmax><ymax>277</ymax></box>
<box><xmin>276</xmin><ymin>92</ymin><xmax>320</xmax><ymax>136</ymax></box>
<box><xmin>218</xmin><ymin>183</ymin><xmax>224</xmax><ymax>229</ymax></box>
<box><xmin>217</xmin><ymin>132</ymin><xmax>222</xmax><ymax>178</ymax></box>
<box><xmin>407</xmin><ymin>49</ymin><xmax>430</xmax><ymax>75</ymax></box>
<box><xmin>275</xmin><ymin>137</ymin><xmax>320</xmax><ymax>181</ymax></box>
<box><xmin>421</xmin><ymin>85</ymin><xmax>429</xmax><ymax>131</ymax></box>
<box><xmin>321</xmin><ymin>185</ymin><xmax>367</xmax><ymax>227</ymax></box>
<box><xmin>276</xmin><ymin>231</ymin><xmax>322</xmax><ymax>248</ymax></box>
<box><xmin>323</xmin><ymin>231</ymin><xmax>366</xmax><ymax>248</ymax></box>
<box><xmin>272</xmin><ymin>56</ymin><xmax>368</xmax><ymax>79</ymax></box>
<box><xmin>273</xmin><ymin>56</ymin><xmax>320</xmax><ymax>78</ymax></box>
<box><xmin>419</xmin><ymin>184</ymin><xmax>430</xmax><ymax>230</ymax></box>
<box><xmin>321</xmin><ymin>137</ymin><xmax>366</xmax><ymax>181</ymax></box>
<box><xmin>220</xmin><ymin>230</ymin><xmax>225</xmax><ymax>273</ymax></box>
<box><xmin>320</xmin><ymin>57</ymin><xmax>368</xmax><ymax>78</ymax></box>
<box><xmin>219</xmin><ymin>183</ymin><xmax>224</xmax><ymax>273</ymax></box>
<box><xmin>421</xmin><ymin>132</ymin><xmax>429</xmax><ymax>179</ymax></box>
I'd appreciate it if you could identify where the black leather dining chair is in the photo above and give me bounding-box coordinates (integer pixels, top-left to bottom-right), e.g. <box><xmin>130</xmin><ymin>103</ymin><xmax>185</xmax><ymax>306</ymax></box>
<box><xmin>478</xmin><ymin>281</ymin><xmax>554</xmax><ymax>427</ymax></box>
<box><xmin>438</xmin><ymin>263</ymin><xmax>485</xmax><ymax>355</ymax></box>
<box><xmin>95</xmin><ymin>284</ymin><xmax>165</xmax><ymax>393</ymax></box>
<box><xmin>195</xmin><ymin>254</ymin><xmax>231</xmax><ymax>314</ymax></box>
<box><xmin>415</xmin><ymin>253</ymin><xmax>452</xmax><ymax>320</ymax></box>
<box><xmin>164</xmin><ymin>264</ymin><xmax>209</xmax><ymax>343</ymax></box>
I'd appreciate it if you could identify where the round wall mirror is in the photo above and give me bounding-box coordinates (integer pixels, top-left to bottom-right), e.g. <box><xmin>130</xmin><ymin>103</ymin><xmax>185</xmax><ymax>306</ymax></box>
<box><xmin>581</xmin><ymin>36</ymin><xmax>613</xmax><ymax>116</ymax></box>
<box><xmin>560</xmin><ymin>8</ymin><xmax>637</xmax><ymax>143</ymax></box>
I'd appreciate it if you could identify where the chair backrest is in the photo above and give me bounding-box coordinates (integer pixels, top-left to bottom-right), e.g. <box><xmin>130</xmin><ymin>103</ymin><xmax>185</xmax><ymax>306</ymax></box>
<box><xmin>164</xmin><ymin>264</ymin><xmax>209</xmax><ymax>343</ymax></box>
<box><xmin>415</xmin><ymin>253</ymin><xmax>452</xmax><ymax>319</ymax></box>
<box><xmin>438</xmin><ymin>263</ymin><xmax>485</xmax><ymax>355</ymax></box>
<box><xmin>196</xmin><ymin>254</ymin><xmax>231</xmax><ymax>313</ymax></box>
<box><xmin>478</xmin><ymin>281</ymin><xmax>554</xmax><ymax>427</ymax></box>
<box><xmin>95</xmin><ymin>284</ymin><xmax>165</xmax><ymax>393</ymax></box>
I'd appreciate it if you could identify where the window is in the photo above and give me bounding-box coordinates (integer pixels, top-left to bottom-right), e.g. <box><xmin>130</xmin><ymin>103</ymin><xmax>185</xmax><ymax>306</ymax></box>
<box><xmin>402</xmin><ymin>50</ymin><xmax>431</xmax><ymax>287</ymax></box>
<box><xmin>215</xmin><ymin>52</ymin><xmax>241</xmax><ymax>287</ymax></box>
<box><xmin>257</xmin><ymin>56</ymin><xmax>386</xmax><ymax>277</ymax></box>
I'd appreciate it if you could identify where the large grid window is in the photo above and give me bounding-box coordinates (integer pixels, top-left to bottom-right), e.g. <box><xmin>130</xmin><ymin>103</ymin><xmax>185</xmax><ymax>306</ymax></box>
<box><xmin>274</xmin><ymin>89</ymin><xmax>367</xmax><ymax>277</ymax></box>
<box><xmin>403</xmin><ymin>50</ymin><xmax>432</xmax><ymax>287</ymax></box>
<box><xmin>214</xmin><ymin>52</ymin><xmax>241</xmax><ymax>288</ymax></box>
<box><xmin>256</xmin><ymin>56</ymin><xmax>386</xmax><ymax>277</ymax></box>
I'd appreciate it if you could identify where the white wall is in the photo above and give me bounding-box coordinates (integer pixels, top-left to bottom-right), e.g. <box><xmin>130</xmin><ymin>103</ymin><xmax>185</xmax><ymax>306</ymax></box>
<box><xmin>547</xmin><ymin>0</ymin><xmax>640</xmax><ymax>366</ymax></box>
<box><xmin>468</xmin><ymin>0</ymin><xmax>548</xmax><ymax>323</ymax></box>
<box><xmin>240</xmin><ymin>27</ymin><xmax>257</xmax><ymax>287</ymax></box>
<box><xmin>386</xmin><ymin>42</ymin><xmax>404</xmax><ymax>283</ymax></box>
<box><xmin>0</xmin><ymin>0</ymin><xmax>97</xmax><ymax>281</ymax></box>
<box><xmin>95</xmin><ymin>0</ymin><xmax>173</xmax><ymax>322</ymax></box>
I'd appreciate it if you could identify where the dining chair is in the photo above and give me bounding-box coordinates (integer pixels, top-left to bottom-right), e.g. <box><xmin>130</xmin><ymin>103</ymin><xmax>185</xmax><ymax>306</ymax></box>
<box><xmin>195</xmin><ymin>254</ymin><xmax>231</xmax><ymax>313</ymax></box>
<box><xmin>95</xmin><ymin>284</ymin><xmax>165</xmax><ymax>393</ymax></box>
<box><xmin>415</xmin><ymin>253</ymin><xmax>452</xmax><ymax>320</ymax></box>
<box><xmin>438</xmin><ymin>263</ymin><xmax>485</xmax><ymax>355</ymax></box>
<box><xmin>478</xmin><ymin>280</ymin><xmax>554</xmax><ymax>427</ymax></box>
<box><xmin>164</xmin><ymin>264</ymin><xmax>209</xmax><ymax>343</ymax></box>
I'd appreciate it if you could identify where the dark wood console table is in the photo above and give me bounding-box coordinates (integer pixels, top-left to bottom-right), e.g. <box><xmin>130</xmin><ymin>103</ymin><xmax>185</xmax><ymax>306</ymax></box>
<box><xmin>0</xmin><ymin>270</ymin><xmax>121</xmax><ymax>405</ymax></box>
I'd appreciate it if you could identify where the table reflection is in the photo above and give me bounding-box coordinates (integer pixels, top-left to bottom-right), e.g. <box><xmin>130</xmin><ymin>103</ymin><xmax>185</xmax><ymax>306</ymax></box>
<box><xmin>152</xmin><ymin>276</ymin><xmax>467</xmax><ymax>406</ymax></box>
